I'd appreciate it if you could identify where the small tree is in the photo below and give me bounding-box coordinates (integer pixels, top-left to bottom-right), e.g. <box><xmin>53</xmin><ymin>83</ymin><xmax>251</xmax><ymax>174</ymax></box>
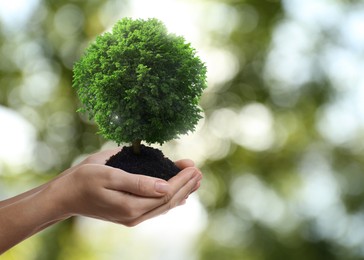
<box><xmin>73</xmin><ymin>18</ymin><xmax>207</xmax><ymax>154</ymax></box>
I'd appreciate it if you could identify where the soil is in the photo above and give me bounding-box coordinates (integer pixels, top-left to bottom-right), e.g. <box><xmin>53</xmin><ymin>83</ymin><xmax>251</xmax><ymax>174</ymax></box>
<box><xmin>105</xmin><ymin>145</ymin><xmax>180</xmax><ymax>181</ymax></box>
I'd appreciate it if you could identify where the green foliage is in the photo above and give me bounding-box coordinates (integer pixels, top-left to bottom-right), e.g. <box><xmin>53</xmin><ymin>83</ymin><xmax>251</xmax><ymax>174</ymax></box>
<box><xmin>73</xmin><ymin>18</ymin><xmax>207</xmax><ymax>145</ymax></box>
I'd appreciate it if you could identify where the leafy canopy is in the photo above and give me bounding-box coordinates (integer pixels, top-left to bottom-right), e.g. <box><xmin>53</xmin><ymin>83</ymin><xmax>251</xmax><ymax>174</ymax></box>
<box><xmin>73</xmin><ymin>18</ymin><xmax>207</xmax><ymax>145</ymax></box>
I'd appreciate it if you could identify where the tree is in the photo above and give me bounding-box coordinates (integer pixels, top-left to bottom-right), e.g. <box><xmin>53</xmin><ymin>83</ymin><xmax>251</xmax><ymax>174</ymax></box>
<box><xmin>73</xmin><ymin>18</ymin><xmax>207</xmax><ymax>154</ymax></box>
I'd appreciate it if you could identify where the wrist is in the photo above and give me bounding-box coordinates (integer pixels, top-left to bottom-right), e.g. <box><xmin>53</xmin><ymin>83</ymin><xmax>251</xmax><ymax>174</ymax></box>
<box><xmin>43</xmin><ymin>180</ymin><xmax>73</xmax><ymax>221</ymax></box>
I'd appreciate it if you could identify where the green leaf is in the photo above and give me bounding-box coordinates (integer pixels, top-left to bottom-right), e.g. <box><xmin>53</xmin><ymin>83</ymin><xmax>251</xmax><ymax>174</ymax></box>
<box><xmin>72</xmin><ymin>18</ymin><xmax>207</xmax><ymax>145</ymax></box>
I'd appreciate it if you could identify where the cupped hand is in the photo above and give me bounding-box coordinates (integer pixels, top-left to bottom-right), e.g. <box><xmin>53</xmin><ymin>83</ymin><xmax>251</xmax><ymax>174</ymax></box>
<box><xmin>0</xmin><ymin>148</ymin><xmax>202</xmax><ymax>254</ymax></box>
<box><xmin>50</xmin><ymin>149</ymin><xmax>202</xmax><ymax>226</ymax></box>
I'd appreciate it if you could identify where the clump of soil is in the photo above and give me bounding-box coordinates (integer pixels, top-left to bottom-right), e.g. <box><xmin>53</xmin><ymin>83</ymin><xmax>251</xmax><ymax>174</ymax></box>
<box><xmin>106</xmin><ymin>145</ymin><xmax>180</xmax><ymax>181</ymax></box>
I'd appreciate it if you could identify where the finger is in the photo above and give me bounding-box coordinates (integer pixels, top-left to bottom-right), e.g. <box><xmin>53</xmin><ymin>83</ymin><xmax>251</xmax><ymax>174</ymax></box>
<box><xmin>168</xmin><ymin>167</ymin><xmax>199</xmax><ymax>183</ymax></box>
<box><xmin>105</xmin><ymin>166</ymin><xmax>200</xmax><ymax>223</ymax></box>
<box><xmin>191</xmin><ymin>180</ymin><xmax>201</xmax><ymax>193</ymax></box>
<box><xmin>95</xmin><ymin>147</ymin><xmax>122</xmax><ymax>158</ymax></box>
<box><xmin>83</xmin><ymin>148</ymin><xmax>122</xmax><ymax>165</ymax></box>
<box><xmin>160</xmin><ymin>167</ymin><xmax>201</xmax><ymax>203</ymax></box>
<box><xmin>161</xmin><ymin>167</ymin><xmax>202</xmax><ymax>197</ymax></box>
<box><xmin>105</xmin><ymin>169</ymin><xmax>170</xmax><ymax>197</ymax></box>
<box><xmin>127</xmin><ymin>171</ymin><xmax>202</xmax><ymax>226</ymax></box>
<box><xmin>109</xmin><ymin>167</ymin><xmax>201</xmax><ymax>219</ymax></box>
<box><xmin>174</xmin><ymin>159</ymin><xmax>195</xmax><ymax>170</ymax></box>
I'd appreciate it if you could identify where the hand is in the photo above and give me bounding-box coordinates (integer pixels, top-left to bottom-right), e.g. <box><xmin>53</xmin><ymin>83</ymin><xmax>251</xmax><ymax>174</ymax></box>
<box><xmin>51</xmin><ymin>162</ymin><xmax>202</xmax><ymax>226</ymax></box>
<box><xmin>0</xmin><ymin>148</ymin><xmax>202</xmax><ymax>253</ymax></box>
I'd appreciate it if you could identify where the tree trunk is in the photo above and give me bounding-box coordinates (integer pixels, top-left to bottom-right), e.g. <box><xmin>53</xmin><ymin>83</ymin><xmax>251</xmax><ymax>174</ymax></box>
<box><xmin>132</xmin><ymin>139</ymin><xmax>142</xmax><ymax>154</ymax></box>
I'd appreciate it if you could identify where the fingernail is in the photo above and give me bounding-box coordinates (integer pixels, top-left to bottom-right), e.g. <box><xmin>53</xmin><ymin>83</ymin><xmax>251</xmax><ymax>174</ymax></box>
<box><xmin>155</xmin><ymin>181</ymin><xmax>170</xmax><ymax>193</ymax></box>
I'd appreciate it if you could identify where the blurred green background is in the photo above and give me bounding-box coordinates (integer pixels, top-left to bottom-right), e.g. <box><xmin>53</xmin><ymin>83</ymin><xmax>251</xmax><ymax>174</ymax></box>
<box><xmin>1</xmin><ymin>0</ymin><xmax>364</xmax><ymax>259</ymax></box>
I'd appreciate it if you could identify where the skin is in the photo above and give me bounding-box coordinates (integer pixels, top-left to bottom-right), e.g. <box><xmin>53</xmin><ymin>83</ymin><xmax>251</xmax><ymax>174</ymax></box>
<box><xmin>0</xmin><ymin>148</ymin><xmax>202</xmax><ymax>254</ymax></box>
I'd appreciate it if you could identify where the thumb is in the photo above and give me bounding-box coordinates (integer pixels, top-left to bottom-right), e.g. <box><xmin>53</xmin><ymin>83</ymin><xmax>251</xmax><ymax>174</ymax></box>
<box><xmin>106</xmin><ymin>170</ymin><xmax>170</xmax><ymax>197</ymax></box>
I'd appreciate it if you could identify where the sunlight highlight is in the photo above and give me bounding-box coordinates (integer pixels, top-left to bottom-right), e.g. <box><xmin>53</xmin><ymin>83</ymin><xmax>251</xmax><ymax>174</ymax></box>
<box><xmin>0</xmin><ymin>0</ymin><xmax>39</xmax><ymax>29</ymax></box>
<box><xmin>0</xmin><ymin>107</ymin><xmax>35</xmax><ymax>169</ymax></box>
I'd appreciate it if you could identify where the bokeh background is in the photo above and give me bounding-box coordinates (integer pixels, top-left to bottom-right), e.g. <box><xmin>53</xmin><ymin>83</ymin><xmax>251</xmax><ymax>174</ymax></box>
<box><xmin>1</xmin><ymin>0</ymin><xmax>364</xmax><ymax>259</ymax></box>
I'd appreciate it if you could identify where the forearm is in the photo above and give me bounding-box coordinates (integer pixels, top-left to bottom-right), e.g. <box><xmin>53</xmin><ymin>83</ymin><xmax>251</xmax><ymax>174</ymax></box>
<box><xmin>0</xmin><ymin>185</ymin><xmax>68</xmax><ymax>254</ymax></box>
<box><xmin>0</xmin><ymin>167</ymin><xmax>75</xmax><ymax>208</ymax></box>
<box><xmin>0</xmin><ymin>184</ymin><xmax>47</xmax><ymax>208</ymax></box>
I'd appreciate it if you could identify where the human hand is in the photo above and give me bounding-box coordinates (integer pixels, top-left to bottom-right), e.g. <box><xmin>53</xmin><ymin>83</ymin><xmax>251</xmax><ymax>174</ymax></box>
<box><xmin>73</xmin><ymin>148</ymin><xmax>201</xmax><ymax>195</ymax></box>
<box><xmin>49</xmin><ymin>150</ymin><xmax>202</xmax><ymax>226</ymax></box>
<box><xmin>0</xmin><ymin>148</ymin><xmax>202</xmax><ymax>254</ymax></box>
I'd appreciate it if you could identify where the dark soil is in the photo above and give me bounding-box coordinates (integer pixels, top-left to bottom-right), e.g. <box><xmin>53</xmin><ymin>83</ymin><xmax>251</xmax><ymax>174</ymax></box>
<box><xmin>105</xmin><ymin>145</ymin><xmax>180</xmax><ymax>181</ymax></box>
